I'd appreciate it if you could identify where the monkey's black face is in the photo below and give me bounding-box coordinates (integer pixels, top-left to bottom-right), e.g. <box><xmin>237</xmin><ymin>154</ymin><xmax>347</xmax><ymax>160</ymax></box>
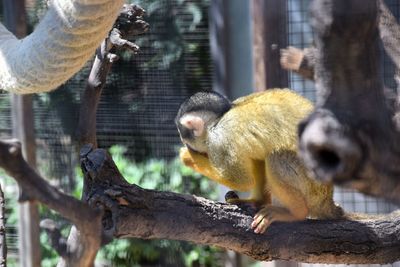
<box><xmin>176</xmin><ymin>123</ymin><xmax>208</xmax><ymax>154</ymax></box>
<box><xmin>176</xmin><ymin>123</ymin><xmax>195</xmax><ymax>141</ymax></box>
<box><xmin>176</xmin><ymin>121</ymin><xmax>197</xmax><ymax>151</ymax></box>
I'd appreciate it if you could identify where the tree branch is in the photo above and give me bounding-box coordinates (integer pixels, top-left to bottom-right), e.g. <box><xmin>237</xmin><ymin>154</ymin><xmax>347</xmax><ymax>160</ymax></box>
<box><xmin>2</xmin><ymin>136</ymin><xmax>400</xmax><ymax>265</ymax></box>
<box><xmin>0</xmin><ymin>140</ymin><xmax>103</xmax><ymax>267</ymax></box>
<box><xmin>76</xmin><ymin>145</ymin><xmax>400</xmax><ymax>264</ymax></box>
<box><xmin>0</xmin><ymin>0</ymin><xmax>125</xmax><ymax>94</ymax></box>
<box><xmin>280</xmin><ymin>0</ymin><xmax>400</xmax><ymax>83</ymax></box>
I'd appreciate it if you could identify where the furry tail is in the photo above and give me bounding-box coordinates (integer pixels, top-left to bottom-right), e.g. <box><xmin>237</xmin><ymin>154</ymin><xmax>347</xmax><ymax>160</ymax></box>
<box><xmin>343</xmin><ymin>212</ymin><xmax>388</xmax><ymax>221</ymax></box>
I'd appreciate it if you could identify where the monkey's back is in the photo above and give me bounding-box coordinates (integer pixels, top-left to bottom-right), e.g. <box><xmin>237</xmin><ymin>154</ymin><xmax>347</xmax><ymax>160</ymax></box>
<box><xmin>204</xmin><ymin>89</ymin><xmax>313</xmax><ymax>191</ymax></box>
<box><xmin>209</xmin><ymin>89</ymin><xmax>313</xmax><ymax>159</ymax></box>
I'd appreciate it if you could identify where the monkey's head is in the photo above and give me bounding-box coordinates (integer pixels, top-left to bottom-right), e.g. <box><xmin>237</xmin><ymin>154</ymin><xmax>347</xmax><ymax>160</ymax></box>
<box><xmin>176</xmin><ymin>91</ymin><xmax>232</xmax><ymax>153</ymax></box>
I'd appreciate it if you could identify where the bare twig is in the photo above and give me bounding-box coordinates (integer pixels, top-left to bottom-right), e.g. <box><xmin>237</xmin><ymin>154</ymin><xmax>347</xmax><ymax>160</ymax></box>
<box><xmin>76</xmin><ymin>4</ymin><xmax>149</xmax><ymax>147</ymax></box>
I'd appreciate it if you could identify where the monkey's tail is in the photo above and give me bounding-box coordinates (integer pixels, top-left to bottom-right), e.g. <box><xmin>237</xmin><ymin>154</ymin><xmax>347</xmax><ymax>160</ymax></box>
<box><xmin>323</xmin><ymin>202</ymin><xmax>388</xmax><ymax>221</ymax></box>
<box><xmin>332</xmin><ymin>202</ymin><xmax>387</xmax><ymax>221</ymax></box>
<box><xmin>313</xmin><ymin>201</ymin><xmax>345</xmax><ymax>220</ymax></box>
<box><xmin>316</xmin><ymin>200</ymin><xmax>396</xmax><ymax>221</ymax></box>
<box><xmin>343</xmin><ymin>212</ymin><xmax>389</xmax><ymax>221</ymax></box>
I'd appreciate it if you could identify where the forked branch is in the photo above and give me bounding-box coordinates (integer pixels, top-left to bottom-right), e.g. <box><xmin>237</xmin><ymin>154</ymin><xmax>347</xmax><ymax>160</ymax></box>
<box><xmin>0</xmin><ymin>140</ymin><xmax>102</xmax><ymax>267</ymax></box>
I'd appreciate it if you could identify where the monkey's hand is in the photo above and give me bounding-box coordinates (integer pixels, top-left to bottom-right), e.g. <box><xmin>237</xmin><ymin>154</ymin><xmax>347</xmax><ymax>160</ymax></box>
<box><xmin>179</xmin><ymin>146</ymin><xmax>211</xmax><ymax>175</ymax></box>
<box><xmin>179</xmin><ymin>147</ymin><xmax>197</xmax><ymax>169</ymax></box>
<box><xmin>179</xmin><ymin>147</ymin><xmax>234</xmax><ymax>188</ymax></box>
<box><xmin>280</xmin><ymin>46</ymin><xmax>315</xmax><ymax>80</ymax></box>
<box><xmin>280</xmin><ymin>46</ymin><xmax>304</xmax><ymax>71</ymax></box>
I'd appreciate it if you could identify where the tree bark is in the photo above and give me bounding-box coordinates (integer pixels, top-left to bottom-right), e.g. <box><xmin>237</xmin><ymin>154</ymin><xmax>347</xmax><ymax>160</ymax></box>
<box><xmin>297</xmin><ymin>0</ymin><xmax>400</xmax><ymax>204</ymax></box>
<box><xmin>114</xmin><ymin>192</ymin><xmax>400</xmax><ymax>264</ymax></box>
<box><xmin>0</xmin><ymin>185</ymin><xmax>6</xmax><ymax>267</ymax></box>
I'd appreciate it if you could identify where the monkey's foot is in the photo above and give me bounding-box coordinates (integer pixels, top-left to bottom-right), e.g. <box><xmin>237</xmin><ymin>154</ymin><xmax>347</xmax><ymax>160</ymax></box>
<box><xmin>225</xmin><ymin>191</ymin><xmax>262</xmax><ymax>207</ymax></box>
<box><xmin>251</xmin><ymin>206</ymin><xmax>297</xmax><ymax>234</ymax></box>
<box><xmin>280</xmin><ymin>46</ymin><xmax>304</xmax><ymax>71</ymax></box>
<box><xmin>224</xmin><ymin>191</ymin><xmax>240</xmax><ymax>202</ymax></box>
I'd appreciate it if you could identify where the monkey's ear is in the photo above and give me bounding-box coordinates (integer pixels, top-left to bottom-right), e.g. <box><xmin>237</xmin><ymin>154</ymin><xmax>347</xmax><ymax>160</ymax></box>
<box><xmin>179</xmin><ymin>114</ymin><xmax>205</xmax><ymax>137</ymax></box>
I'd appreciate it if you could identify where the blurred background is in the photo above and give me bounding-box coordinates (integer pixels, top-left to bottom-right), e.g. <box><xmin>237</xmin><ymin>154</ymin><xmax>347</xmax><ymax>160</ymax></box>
<box><xmin>0</xmin><ymin>0</ymin><xmax>399</xmax><ymax>266</ymax></box>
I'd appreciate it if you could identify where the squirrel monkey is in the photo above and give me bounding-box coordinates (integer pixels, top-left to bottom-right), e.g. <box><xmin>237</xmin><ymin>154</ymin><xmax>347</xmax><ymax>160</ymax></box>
<box><xmin>175</xmin><ymin>89</ymin><xmax>343</xmax><ymax>234</ymax></box>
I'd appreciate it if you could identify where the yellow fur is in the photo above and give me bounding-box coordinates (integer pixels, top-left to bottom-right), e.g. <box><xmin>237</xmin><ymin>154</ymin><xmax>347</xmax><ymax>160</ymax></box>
<box><xmin>179</xmin><ymin>89</ymin><xmax>343</xmax><ymax>233</ymax></box>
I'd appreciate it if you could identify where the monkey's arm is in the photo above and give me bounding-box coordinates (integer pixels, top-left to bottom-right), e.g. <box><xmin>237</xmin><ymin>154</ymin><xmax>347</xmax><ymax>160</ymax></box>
<box><xmin>180</xmin><ymin>147</ymin><xmax>269</xmax><ymax>204</ymax></box>
<box><xmin>280</xmin><ymin>46</ymin><xmax>316</xmax><ymax>80</ymax></box>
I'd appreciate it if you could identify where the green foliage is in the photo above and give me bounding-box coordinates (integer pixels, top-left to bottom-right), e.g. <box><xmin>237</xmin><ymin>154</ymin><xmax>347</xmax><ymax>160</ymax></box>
<box><xmin>40</xmin><ymin>231</ymin><xmax>60</xmax><ymax>267</ymax></box>
<box><xmin>109</xmin><ymin>145</ymin><xmax>218</xmax><ymax>198</ymax></box>
<box><xmin>94</xmin><ymin>145</ymin><xmax>221</xmax><ymax>266</ymax></box>
<box><xmin>98</xmin><ymin>238</ymin><xmax>221</xmax><ymax>267</ymax></box>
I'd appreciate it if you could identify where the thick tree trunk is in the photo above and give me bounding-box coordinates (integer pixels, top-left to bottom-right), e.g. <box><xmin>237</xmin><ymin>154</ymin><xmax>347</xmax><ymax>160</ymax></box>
<box><xmin>0</xmin><ymin>0</ymin><xmax>124</xmax><ymax>94</ymax></box>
